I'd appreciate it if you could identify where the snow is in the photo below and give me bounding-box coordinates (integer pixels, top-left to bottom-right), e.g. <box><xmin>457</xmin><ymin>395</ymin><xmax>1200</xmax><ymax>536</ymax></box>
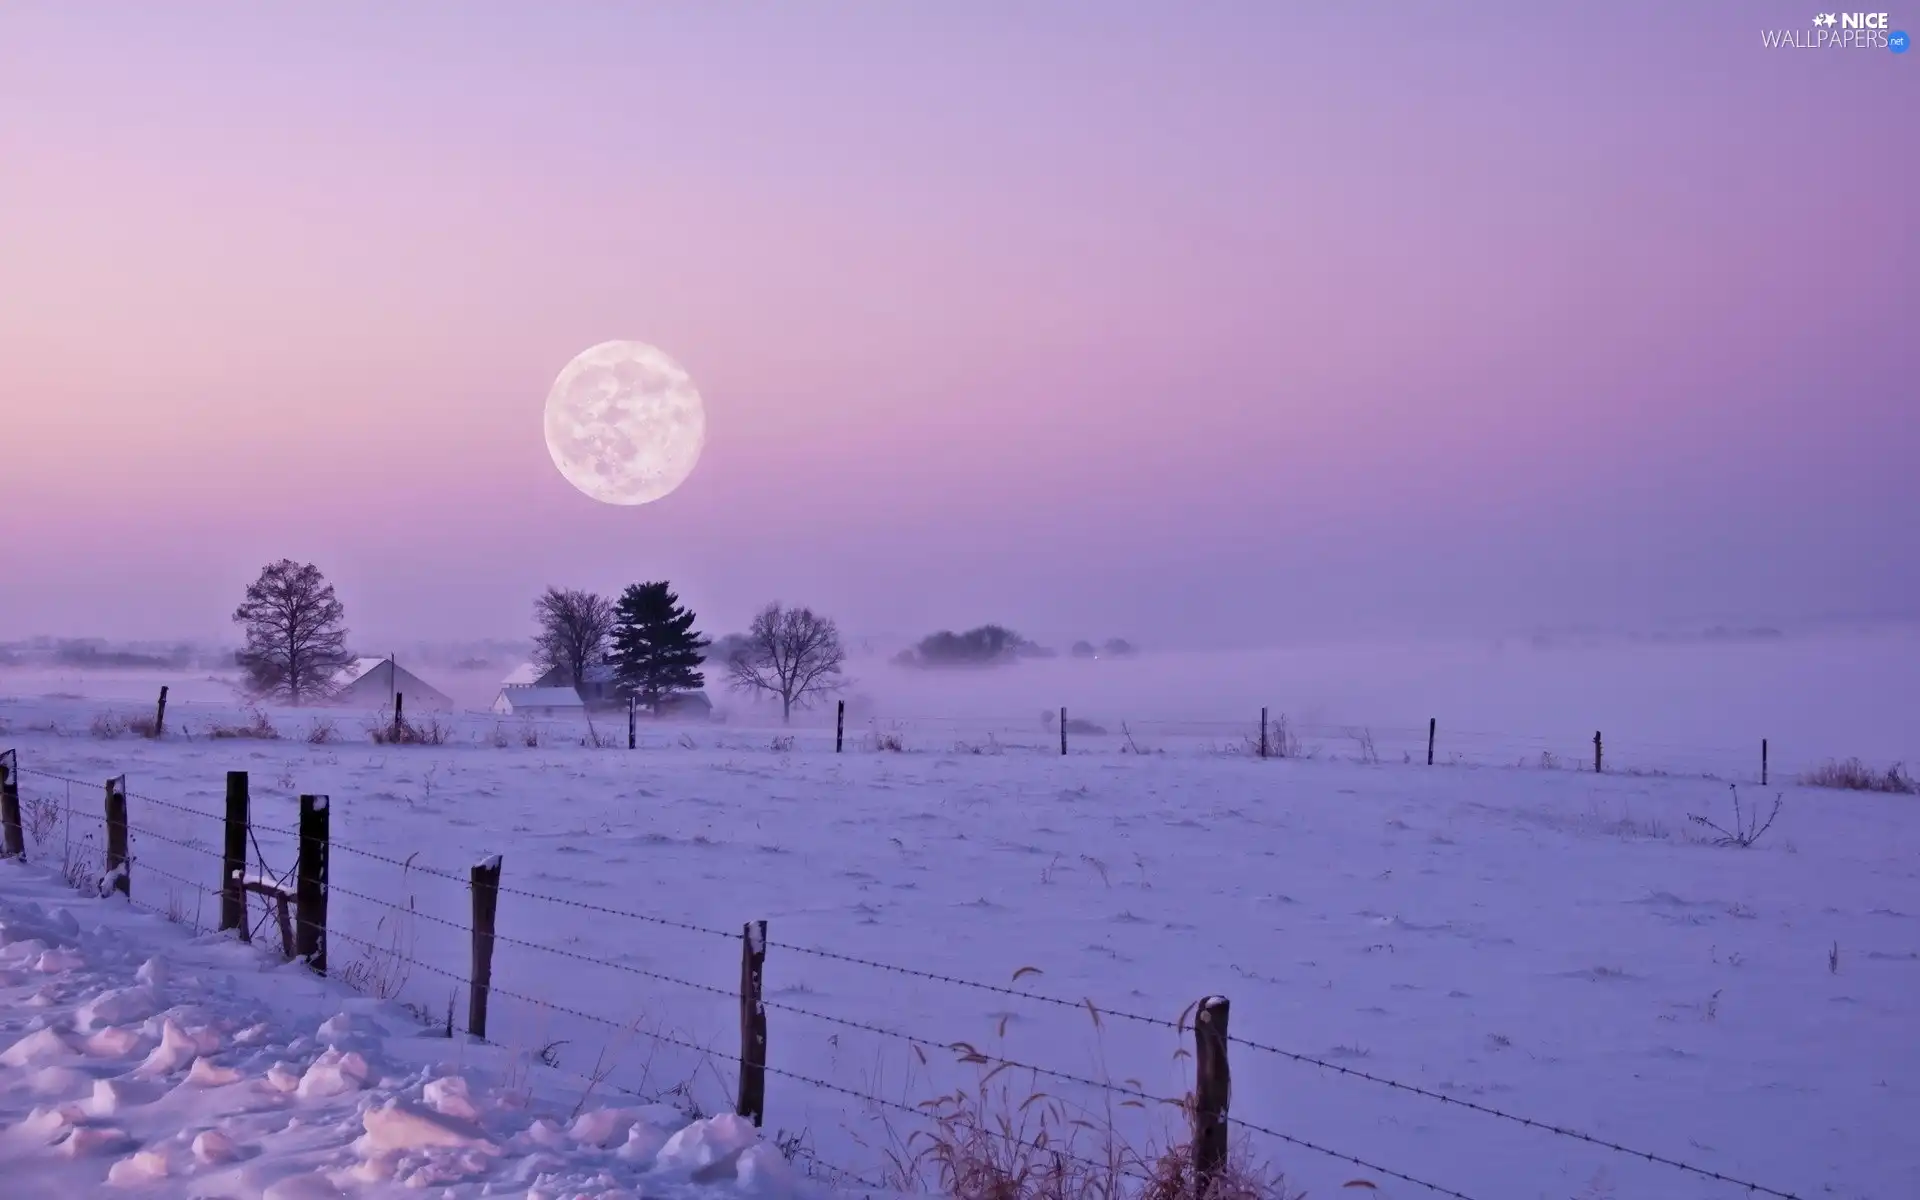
<box><xmin>0</xmin><ymin>859</ymin><xmax>813</xmax><ymax>1198</ymax></box>
<box><xmin>1</xmin><ymin>636</ymin><xmax>1917</xmax><ymax>1197</ymax></box>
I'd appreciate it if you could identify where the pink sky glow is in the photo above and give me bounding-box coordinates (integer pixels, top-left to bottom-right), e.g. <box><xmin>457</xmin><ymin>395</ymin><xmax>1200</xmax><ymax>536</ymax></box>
<box><xmin>1</xmin><ymin>2</ymin><xmax>1912</xmax><ymax>646</ymax></box>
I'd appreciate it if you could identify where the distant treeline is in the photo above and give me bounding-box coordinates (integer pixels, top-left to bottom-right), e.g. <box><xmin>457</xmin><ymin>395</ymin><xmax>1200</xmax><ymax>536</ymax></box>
<box><xmin>892</xmin><ymin>624</ymin><xmax>1138</xmax><ymax>669</ymax></box>
<box><xmin>0</xmin><ymin>639</ymin><xmax>232</xmax><ymax>670</ymax></box>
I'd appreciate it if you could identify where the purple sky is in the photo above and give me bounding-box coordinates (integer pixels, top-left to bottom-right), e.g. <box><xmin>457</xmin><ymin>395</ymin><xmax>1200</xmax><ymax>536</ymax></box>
<box><xmin>1</xmin><ymin>2</ymin><xmax>1912</xmax><ymax>649</ymax></box>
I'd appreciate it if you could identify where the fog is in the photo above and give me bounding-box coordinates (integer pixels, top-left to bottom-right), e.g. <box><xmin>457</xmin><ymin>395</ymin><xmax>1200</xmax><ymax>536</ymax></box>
<box><xmin>6</xmin><ymin>625</ymin><xmax>1913</xmax><ymax>780</ymax></box>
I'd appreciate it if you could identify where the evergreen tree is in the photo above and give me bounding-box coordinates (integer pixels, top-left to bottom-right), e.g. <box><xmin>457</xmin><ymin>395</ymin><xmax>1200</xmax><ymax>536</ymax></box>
<box><xmin>609</xmin><ymin>581</ymin><xmax>710</xmax><ymax>712</ymax></box>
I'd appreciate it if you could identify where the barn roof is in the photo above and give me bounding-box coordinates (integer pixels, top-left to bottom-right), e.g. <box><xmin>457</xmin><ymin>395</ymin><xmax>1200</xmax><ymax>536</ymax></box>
<box><xmin>500</xmin><ymin>663</ymin><xmax>543</xmax><ymax>687</ymax></box>
<box><xmin>333</xmin><ymin>656</ymin><xmax>389</xmax><ymax>687</ymax></box>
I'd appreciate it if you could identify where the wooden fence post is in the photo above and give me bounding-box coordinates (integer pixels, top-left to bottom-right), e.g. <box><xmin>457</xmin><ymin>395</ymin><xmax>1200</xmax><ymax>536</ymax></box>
<box><xmin>1193</xmin><ymin>996</ymin><xmax>1231</xmax><ymax>1195</ymax></box>
<box><xmin>295</xmin><ymin>795</ymin><xmax>329</xmax><ymax>973</ymax></box>
<box><xmin>628</xmin><ymin>696</ymin><xmax>637</xmax><ymax>750</ymax></box>
<box><xmin>1060</xmin><ymin>707</ymin><xmax>1068</xmax><ymax>756</ymax></box>
<box><xmin>738</xmin><ymin>919</ymin><xmax>768</xmax><ymax>1126</ymax></box>
<box><xmin>1258</xmin><ymin>708</ymin><xmax>1268</xmax><ymax>759</ymax></box>
<box><xmin>392</xmin><ymin>693</ymin><xmax>405</xmax><ymax>742</ymax></box>
<box><xmin>835</xmin><ymin>701</ymin><xmax>845</xmax><ymax>754</ymax></box>
<box><xmin>1427</xmin><ymin>717</ymin><xmax>1437</xmax><ymax>766</ymax></box>
<box><xmin>0</xmin><ymin>750</ymin><xmax>23</xmax><ymax>861</ymax></box>
<box><xmin>1761</xmin><ymin>738</ymin><xmax>1769</xmax><ymax>786</ymax></box>
<box><xmin>152</xmin><ymin>686</ymin><xmax>169</xmax><ymax>738</ymax></box>
<box><xmin>1593</xmin><ymin>730</ymin><xmax>1603</xmax><ymax>774</ymax></box>
<box><xmin>221</xmin><ymin>771</ymin><xmax>249</xmax><ymax>937</ymax></box>
<box><xmin>104</xmin><ymin>776</ymin><xmax>130</xmax><ymax>897</ymax></box>
<box><xmin>469</xmin><ymin>854</ymin><xmax>502</xmax><ymax>1040</ymax></box>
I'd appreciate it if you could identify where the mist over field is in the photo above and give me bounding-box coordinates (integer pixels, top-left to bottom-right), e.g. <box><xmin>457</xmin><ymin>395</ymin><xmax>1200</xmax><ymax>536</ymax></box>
<box><xmin>5</xmin><ymin>623</ymin><xmax>1914</xmax><ymax>779</ymax></box>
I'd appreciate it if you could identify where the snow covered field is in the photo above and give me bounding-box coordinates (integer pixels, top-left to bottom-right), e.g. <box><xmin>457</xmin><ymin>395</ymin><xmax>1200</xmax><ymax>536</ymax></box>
<box><xmin>1</xmin><ymin>637</ymin><xmax>1916</xmax><ymax>1199</ymax></box>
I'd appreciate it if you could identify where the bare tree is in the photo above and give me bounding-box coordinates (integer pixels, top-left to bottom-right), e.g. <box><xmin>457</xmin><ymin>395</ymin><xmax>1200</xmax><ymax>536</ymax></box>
<box><xmin>532</xmin><ymin>587</ymin><xmax>614</xmax><ymax>687</ymax></box>
<box><xmin>726</xmin><ymin>603</ymin><xmax>846</xmax><ymax>722</ymax></box>
<box><xmin>232</xmin><ymin>560</ymin><xmax>351</xmax><ymax>706</ymax></box>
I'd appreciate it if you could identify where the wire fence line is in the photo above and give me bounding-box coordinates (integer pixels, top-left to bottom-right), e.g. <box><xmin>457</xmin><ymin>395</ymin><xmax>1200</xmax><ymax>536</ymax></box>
<box><xmin>0</xmin><ymin>756</ymin><xmax>1812</xmax><ymax>1200</ymax></box>
<box><xmin>3</xmin><ymin>684</ymin><xmax>1864</xmax><ymax>786</ymax></box>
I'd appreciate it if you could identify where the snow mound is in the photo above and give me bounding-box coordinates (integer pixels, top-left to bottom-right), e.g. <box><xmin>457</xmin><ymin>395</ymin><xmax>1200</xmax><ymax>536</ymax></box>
<box><xmin>0</xmin><ymin>862</ymin><xmax>804</xmax><ymax>1199</ymax></box>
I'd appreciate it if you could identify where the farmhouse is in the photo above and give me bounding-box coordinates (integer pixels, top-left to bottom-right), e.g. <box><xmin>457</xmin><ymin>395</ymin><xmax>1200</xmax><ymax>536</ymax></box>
<box><xmin>331</xmin><ymin>656</ymin><xmax>455</xmax><ymax>711</ymax></box>
<box><xmin>496</xmin><ymin>662</ymin><xmax>714</xmax><ymax>718</ymax></box>
<box><xmin>491</xmin><ymin>686</ymin><xmax>584</xmax><ymax>718</ymax></box>
<box><xmin>498</xmin><ymin>662</ymin><xmax>545</xmax><ymax>690</ymax></box>
<box><xmin>509</xmin><ymin>662</ymin><xmax>624</xmax><ymax>708</ymax></box>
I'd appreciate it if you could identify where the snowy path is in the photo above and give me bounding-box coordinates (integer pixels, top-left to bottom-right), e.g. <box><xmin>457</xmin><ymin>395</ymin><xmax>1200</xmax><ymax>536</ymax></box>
<box><xmin>0</xmin><ymin>859</ymin><xmax>809</xmax><ymax>1199</ymax></box>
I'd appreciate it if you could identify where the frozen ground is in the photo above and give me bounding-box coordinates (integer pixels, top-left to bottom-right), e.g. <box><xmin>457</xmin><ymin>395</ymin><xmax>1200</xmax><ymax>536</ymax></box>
<box><xmin>0</xmin><ymin>675</ymin><xmax>1915</xmax><ymax>1198</ymax></box>
<box><xmin>0</xmin><ymin>854</ymin><xmax>808</xmax><ymax>1198</ymax></box>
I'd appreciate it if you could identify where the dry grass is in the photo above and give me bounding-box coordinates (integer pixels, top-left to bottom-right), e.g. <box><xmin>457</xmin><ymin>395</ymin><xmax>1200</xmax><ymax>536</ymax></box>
<box><xmin>1801</xmin><ymin>758</ymin><xmax>1916</xmax><ymax>794</ymax></box>
<box><xmin>305</xmin><ymin>716</ymin><xmax>339</xmax><ymax>745</ymax></box>
<box><xmin>365</xmin><ymin>707</ymin><xmax>453</xmax><ymax>746</ymax></box>
<box><xmin>1346</xmin><ymin>727</ymin><xmax>1379</xmax><ymax>766</ymax></box>
<box><xmin>337</xmin><ymin>853</ymin><xmax>420</xmax><ymax>998</ymax></box>
<box><xmin>874</xmin><ymin>989</ymin><xmax>1301</xmax><ymax>1200</ymax></box>
<box><xmin>1243</xmin><ymin>714</ymin><xmax>1301</xmax><ymax>760</ymax></box>
<box><xmin>884</xmin><ymin>1073</ymin><xmax>1301</xmax><ymax>1200</ymax></box>
<box><xmin>88</xmin><ymin>711</ymin><xmax>130</xmax><ymax>739</ymax></box>
<box><xmin>1688</xmin><ymin>785</ymin><xmax>1783</xmax><ymax>847</ymax></box>
<box><xmin>206</xmin><ymin>709</ymin><xmax>281</xmax><ymax>740</ymax></box>
<box><xmin>23</xmin><ymin>793</ymin><xmax>61</xmax><ymax>849</ymax></box>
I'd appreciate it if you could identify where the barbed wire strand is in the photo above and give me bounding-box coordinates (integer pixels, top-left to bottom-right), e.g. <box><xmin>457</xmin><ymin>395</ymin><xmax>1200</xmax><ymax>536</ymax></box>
<box><xmin>84</xmin><ymin>809</ymin><xmax>1813</xmax><ymax>1200</ymax></box>
<box><xmin>13</xmin><ymin>754</ymin><xmax>1810</xmax><ymax>1196</ymax></box>
<box><xmin>320</xmin><ymin>908</ymin><xmax>1495</xmax><ymax>1197</ymax></box>
<box><xmin>318</xmin><ymin>928</ymin><xmax>1162</xmax><ymax>1186</ymax></box>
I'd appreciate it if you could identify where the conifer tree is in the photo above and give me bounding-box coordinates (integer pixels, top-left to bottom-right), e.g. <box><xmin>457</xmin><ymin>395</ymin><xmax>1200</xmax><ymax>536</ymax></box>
<box><xmin>609</xmin><ymin>581</ymin><xmax>709</xmax><ymax>712</ymax></box>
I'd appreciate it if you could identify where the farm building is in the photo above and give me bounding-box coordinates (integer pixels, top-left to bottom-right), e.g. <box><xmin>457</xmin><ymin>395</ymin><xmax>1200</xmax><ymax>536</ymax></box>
<box><xmin>498</xmin><ymin>662</ymin><xmax>713</xmax><ymax>718</ymax></box>
<box><xmin>514</xmin><ymin>662</ymin><xmax>624</xmax><ymax>708</ymax></box>
<box><xmin>492</xmin><ymin>687</ymin><xmax>584</xmax><ymax>718</ymax></box>
<box><xmin>499</xmin><ymin>662</ymin><xmax>544</xmax><ymax>690</ymax></box>
<box><xmin>331</xmin><ymin>656</ymin><xmax>455</xmax><ymax>711</ymax></box>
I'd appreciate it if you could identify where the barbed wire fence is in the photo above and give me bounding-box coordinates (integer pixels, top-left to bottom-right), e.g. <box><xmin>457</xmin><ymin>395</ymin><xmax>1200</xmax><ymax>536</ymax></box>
<box><xmin>0</xmin><ymin>752</ymin><xmax>1817</xmax><ymax>1200</ymax></box>
<box><xmin>0</xmin><ymin>681</ymin><xmax>1870</xmax><ymax>786</ymax></box>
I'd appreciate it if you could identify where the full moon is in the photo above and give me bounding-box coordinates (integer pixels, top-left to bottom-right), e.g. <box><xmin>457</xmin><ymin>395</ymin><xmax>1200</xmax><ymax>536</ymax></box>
<box><xmin>543</xmin><ymin>340</ymin><xmax>706</xmax><ymax>505</ymax></box>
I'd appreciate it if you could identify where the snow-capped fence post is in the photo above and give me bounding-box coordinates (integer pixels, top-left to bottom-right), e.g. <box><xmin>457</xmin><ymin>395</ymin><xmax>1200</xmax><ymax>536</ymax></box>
<box><xmin>1428</xmin><ymin>717</ymin><xmax>1437</xmax><ymax>766</ymax></box>
<box><xmin>1761</xmin><ymin>738</ymin><xmax>1769</xmax><ymax>786</ymax></box>
<box><xmin>296</xmin><ymin>795</ymin><xmax>329</xmax><ymax>974</ymax></box>
<box><xmin>104</xmin><ymin>776</ymin><xmax>130</xmax><ymax>898</ymax></box>
<box><xmin>1192</xmin><ymin>995</ymin><xmax>1231</xmax><ymax>1194</ymax></box>
<box><xmin>737</xmin><ymin>920</ymin><xmax>768</xmax><ymax>1127</ymax></box>
<box><xmin>392</xmin><ymin>694</ymin><xmax>405</xmax><ymax>743</ymax></box>
<box><xmin>1259</xmin><ymin>708</ymin><xmax>1269</xmax><ymax>759</ymax></box>
<box><xmin>468</xmin><ymin>854</ymin><xmax>502</xmax><ymax>1041</ymax></box>
<box><xmin>835</xmin><ymin>701</ymin><xmax>845</xmax><ymax>753</ymax></box>
<box><xmin>628</xmin><ymin>696</ymin><xmax>637</xmax><ymax>751</ymax></box>
<box><xmin>1060</xmin><ymin>707</ymin><xmax>1068</xmax><ymax>756</ymax></box>
<box><xmin>152</xmin><ymin>686</ymin><xmax>169</xmax><ymax>739</ymax></box>
<box><xmin>221</xmin><ymin>771</ymin><xmax>250</xmax><ymax>938</ymax></box>
<box><xmin>0</xmin><ymin>750</ymin><xmax>23</xmax><ymax>861</ymax></box>
<box><xmin>1593</xmin><ymin>730</ymin><xmax>1603</xmax><ymax>774</ymax></box>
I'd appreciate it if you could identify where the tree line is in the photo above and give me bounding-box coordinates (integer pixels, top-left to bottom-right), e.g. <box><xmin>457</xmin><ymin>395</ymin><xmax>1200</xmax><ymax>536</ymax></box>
<box><xmin>227</xmin><ymin>559</ymin><xmax>847</xmax><ymax>721</ymax></box>
<box><xmin>531</xmin><ymin>585</ymin><xmax>845</xmax><ymax>721</ymax></box>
